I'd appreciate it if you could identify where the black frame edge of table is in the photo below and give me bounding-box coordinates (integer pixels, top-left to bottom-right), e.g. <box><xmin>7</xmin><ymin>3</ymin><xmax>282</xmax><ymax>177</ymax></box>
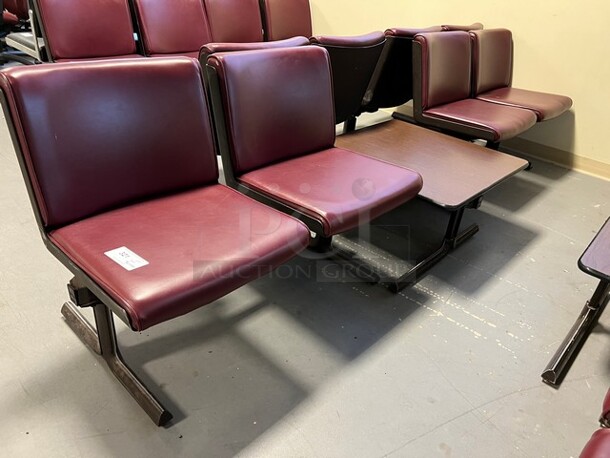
<box><xmin>542</xmin><ymin>217</ymin><xmax>610</xmax><ymax>387</ymax></box>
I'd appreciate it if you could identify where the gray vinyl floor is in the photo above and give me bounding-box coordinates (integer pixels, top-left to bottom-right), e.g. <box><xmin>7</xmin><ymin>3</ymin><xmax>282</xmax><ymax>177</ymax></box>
<box><xmin>1</xmin><ymin>110</ymin><xmax>609</xmax><ymax>457</ymax></box>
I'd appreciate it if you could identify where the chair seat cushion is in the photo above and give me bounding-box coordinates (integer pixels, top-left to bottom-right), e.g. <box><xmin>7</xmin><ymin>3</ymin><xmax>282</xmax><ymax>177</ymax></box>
<box><xmin>425</xmin><ymin>98</ymin><xmax>537</xmax><ymax>142</ymax></box>
<box><xmin>581</xmin><ymin>429</ymin><xmax>610</xmax><ymax>458</ymax></box>
<box><xmin>239</xmin><ymin>147</ymin><xmax>423</xmax><ymax>237</ymax></box>
<box><xmin>476</xmin><ymin>87</ymin><xmax>572</xmax><ymax>121</ymax></box>
<box><xmin>49</xmin><ymin>184</ymin><xmax>310</xmax><ymax>331</ymax></box>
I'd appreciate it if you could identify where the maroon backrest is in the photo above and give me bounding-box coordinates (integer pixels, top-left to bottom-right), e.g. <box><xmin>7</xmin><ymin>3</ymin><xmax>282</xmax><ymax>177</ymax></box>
<box><xmin>208</xmin><ymin>46</ymin><xmax>335</xmax><ymax>175</ymax></box>
<box><xmin>261</xmin><ymin>0</ymin><xmax>312</xmax><ymax>41</ymax></box>
<box><xmin>133</xmin><ymin>0</ymin><xmax>213</xmax><ymax>56</ymax></box>
<box><xmin>414</xmin><ymin>31</ymin><xmax>472</xmax><ymax>110</ymax></box>
<box><xmin>471</xmin><ymin>28</ymin><xmax>513</xmax><ymax>95</ymax></box>
<box><xmin>203</xmin><ymin>0</ymin><xmax>264</xmax><ymax>42</ymax></box>
<box><xmin>0</xmin><ymin>58</ymin><xmax>218</xmax><ymax>229</ymax></box>
<box><xmin>4</xmin><ymin>0</ymin><xmax>28</xmax><ymax>20</ymax></box>
<box><xmin>35</xmin><ymin>0</ymin><xmax>137</xmax><ymax>61</ymax></box>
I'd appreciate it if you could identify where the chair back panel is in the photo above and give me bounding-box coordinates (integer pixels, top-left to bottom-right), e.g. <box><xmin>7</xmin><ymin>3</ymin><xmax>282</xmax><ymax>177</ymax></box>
<box><xmin>471</xmin><ymin>28</ymin><xmax>513</xmax><ymax>95</ymax></box>
<box><xmin>36</xmin><ymin>0</ymin><xmax>137</xmax><ymax>60</ymax></box>
<box><xmin>204</xmin><ymin>0</ymin><xmax>264</xmax><ymax>42</ymax></box>
<box><xmin>311</xmin><ymin>32</ymin><xmax>385</xmax><ymax>124</ymax></box>
<box><xmin>5</xmin><ymin>0</ymin><xmax>29</xmax><ymax>20</ymax></box>
<box><xmin>133</xmin><ymin>0</ymin><xmax>212</xmax><ymax>56</ymax></box>
<box><xmin>415</xmin><ymin>31</ymin><xmax>472</xmax><ymax>109</ymax></box>
<box><xmin>208</xmin><ymin>46</ymin><xmax>335</xmax><ymax>175</ymax></box>
<box><xmin>261</xmin><ymin>0</ymin><xmax>312</xmax><ymax>41</ymax></box>
<box><xmin>0</xmin><ymin>58</ymin><xmax>218</xmax><ymax>228</ymax></box>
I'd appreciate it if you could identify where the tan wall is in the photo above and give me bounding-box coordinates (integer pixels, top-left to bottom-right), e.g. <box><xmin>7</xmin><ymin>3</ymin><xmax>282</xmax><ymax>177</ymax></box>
<box><xmin>309</xmin><ymin>0</ymin><xmax>610</xmax><ymax>173</ymax></box>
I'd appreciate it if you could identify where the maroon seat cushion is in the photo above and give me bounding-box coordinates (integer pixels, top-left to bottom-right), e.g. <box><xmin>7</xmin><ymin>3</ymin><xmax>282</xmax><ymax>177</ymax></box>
<box><xmin>239</xmin><ymin>148</ymin><xmax>423</xmax><ymax>237</ymax></box>
<box><xmin>50</xmin><ymin>185</ymin><xmax>310</xmax><ymax>331</ymax></box>
<box><xmin>581</xmin><ymin>429</ymin><xmax>610</xmax><ymax>458</ymax></box>
<box><xmin>203</xmin><ymin>0</ymin><xmax>264</xmax><ymax>42</ymax></box>
<box><xmin>476</xmin><ymin>87</ymin><xmax>573</xmax><ymax>121</ymax></box>
<box><xmin>425</xmin><ymin>98</ymin><xmax>537</xmax><ymax>142</ymax></box>
<box><xmin>133</xmin><ymin>0</ymin><xmax>212</xmax><ymax>56</ymax></box>
<box><xmin>37</xmin><ymin>0</ymin><xmax>137</xmax><ymax>60</ymax></box>
<box><xmin>262</xmin><ymin>0</ymin><xmax>312</xmax><ymax>41</ymax></box>
<box><xmin>0</xmin><ymin>57</ymin><xmax>217</xmax><ymax>228</ymax></box>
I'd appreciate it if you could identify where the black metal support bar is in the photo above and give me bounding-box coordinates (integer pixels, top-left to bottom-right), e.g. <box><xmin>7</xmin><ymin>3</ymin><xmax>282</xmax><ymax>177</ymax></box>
<box><xmin>61</xmin><ymin>284</ymin><xmax>172</xmax><ymax>426</ymax></box>
<box><xmin>61</xmin><ymin>302</ymin><xmax>101</xmax><ymax>355</ymax></box>
<box><xmin>329</xmin><ymin>205</ymin><xmax>479</xmax><ymax>293</ymax></box>
<box><xmin>387</xmin><ymin>208</ymin><xmax>478</xmax><ymax>292</ymax></box>
<box><xmin>342</xmin><ymin>117</ymin><xmax>357</xmax><ymax>134</ymax></box>
<box><xmin>542</xmin><ymin>280</ymin><xmax>610</xmax><ymax>387</ymax></box>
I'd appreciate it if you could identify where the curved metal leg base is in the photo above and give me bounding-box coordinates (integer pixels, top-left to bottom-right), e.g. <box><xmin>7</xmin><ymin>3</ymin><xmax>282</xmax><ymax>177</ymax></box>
<box><xmin>542</xmin><ymin>281</ymin><xmax>610</xmax><ymax>387</ymax></box>
<box><xmin>62</xmin><ymin>300</ymin><xmax>172</xmax><ymax>426</ymax></box>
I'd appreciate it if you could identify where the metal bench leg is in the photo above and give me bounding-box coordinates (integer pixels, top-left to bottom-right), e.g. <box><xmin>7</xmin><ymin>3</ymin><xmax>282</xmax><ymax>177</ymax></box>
<box><xmin>388</xmin><ymin>206</ymin><xmax>479</xmax><ymax>292</ymax></box>
<box><xmin>542</xmin><ymin>280</ymin><xmax>610</xmax><ymax>387</ymax></box>
<box><xmin>61</xmin><ymin>294</ymin><xmax>172</xmax><ymax>426</ymax></box>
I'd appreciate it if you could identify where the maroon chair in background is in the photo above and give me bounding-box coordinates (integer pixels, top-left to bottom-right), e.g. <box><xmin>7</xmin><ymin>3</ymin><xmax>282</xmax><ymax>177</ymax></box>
<box><xmin>580</xmin><ymin>388</ymin><xmax>610</xmax><ymax>457</ymax></box>
<box><xmin>132</xmin><ymin>0</ymin><xmax>212</xmax><ymax>58</ymax></box>
<box><xmin>33</xmin><ymin>0</ymin><xmax>140</xmax><ymax>61</ymax></box>
<box><xmin>205</xmin><ymin>46</ymin><xmax>424</xmax><ymax>289</ymax></box>
<box><xmin>203</xmin><ymin>0</ymin><xmax>264</xmax><ymax>43</ymax></box>
<box><xmin>470</xmin><ymin>28</ymin><xmax>572</xmax><ymax>122</ymax></box>
<box><xmin>411</xmin><ymin>31</ymin><xmax>537</xmax><ymax>149</ymax></box>
<box><xmin>0</xmin><ymin>57</ymin><xmax>310</xmax><ymax>425</ymax></box>
<box><xmin>309</xmin><ymin>31</ymin><xmax>386</xmax><ymax>131</ymax></box>
<box><xmin>361</xmin><ymin>24</ymin><xmax>482</xmax><ymax>116</ymax></box>
<box><xmin>1</xmin><ymin>0</ymin><xmax>38</xmax><ymax>64</ymax></box>
<box><xmin>361</xmin><ymin>26</ymin><xmax>442</xmax><ymax>115</ymax></box>
<box><xmin>312</xmin><ymin>33</ymin><xmax>527</xmax><ymax>291</ymax></box>
<box><xmin>259</xmin><ymin>0</ymin><xmax>312</xmax><ymax>41</ymax></box>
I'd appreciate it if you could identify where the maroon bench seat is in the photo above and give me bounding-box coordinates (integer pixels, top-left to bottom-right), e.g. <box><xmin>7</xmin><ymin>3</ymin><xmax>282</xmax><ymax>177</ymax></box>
<box><xmin>50</xmin><ymin>185</ymin><xmax>308</xmax><ymax>331</ymax></box>
<box><xmin>34</xmin><ymin>0</ymin><xmax>140</xmax><ymax>61</ymax></box>
<box><xmin>239</xmin><ymin>147</ymin><xmax>418</xmax><ymax>237</ymax></box>
<box><xmin>412</xmin><ymin>31</ymin><xmax>537</xmax><ymax>146</ymax></box>
<box><xmin>0</xmin><ymin>57</ymin><xmax>310</xmax><ymax>425</ymax></box>
<box><xmin>471</xmin><ymin>29</ymin><xmax>572</xmax><ymax>121</ymax></box>
<box><xmin>206</xmin><ymin>46</ymin><xmax>422</xmax><ymax>241</ymax></box>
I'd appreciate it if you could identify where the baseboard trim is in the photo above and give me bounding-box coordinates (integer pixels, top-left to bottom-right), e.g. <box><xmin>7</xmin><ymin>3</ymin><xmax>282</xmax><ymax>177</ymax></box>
<box><xmin>502</xmin><ymin>138</ymin><xmax>610</xmax><ymax>181</ymax></box>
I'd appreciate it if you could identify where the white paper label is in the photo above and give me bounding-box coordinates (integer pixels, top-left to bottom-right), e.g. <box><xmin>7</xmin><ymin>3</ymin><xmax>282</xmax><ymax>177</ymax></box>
<box><xmin>104</xmin><ymin>246</ymin><xmax>149</xmax><ymax>271</ymax></box>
